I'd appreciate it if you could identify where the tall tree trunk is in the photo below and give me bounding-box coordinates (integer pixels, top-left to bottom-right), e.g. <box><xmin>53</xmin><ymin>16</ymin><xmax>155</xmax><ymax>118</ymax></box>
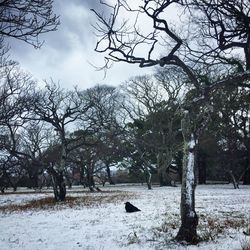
<box><xmin>57</xmin><ymin>141</ymin><xmax>67</xmax><ymax>200</ymax></box>
<box><xmin>106</xmin><ymin>164</ymin><xmax>114</xmax><ymax>184</ymax></box>
<box><xmin>86</xmin><ymin>165</ymin><xmax>95</xmax><ymax>191</ymax></box>
<box><xmin>227</xmin><ymin>170</ymin><xmax>239</xmax><ymax>189</ymax></box>
<box><xmin>244</xmin><ymin>35</ymin><xmax>250</xmax><ymax>70</ymax></box>
<box><xmin>146</xmin><ymin>176</ymin><xmax>152</xmax><ymax>190</ymax></box>
<box><xmin>80</xmin><ymin>166</ymin><xmax>87</xmax><ymax>187</ymax></box>
<box><xmin>143</xmin><ymin>166</ymin><xmax>152</xmax><ymax>190</ymax></box>
<box><xmin>48</xmin><ymin>166</ymin><xmax>66</xmax><ymax>201</ymax></box>
<box><xmin>176</xmin><ymin>134</ymin><xmax>198</xmax><ymax>243</ymax></box>
<box><xmin>57</xmin><ymin>171</ymin><xmax>66</xmax><ymax>200</ymax></box>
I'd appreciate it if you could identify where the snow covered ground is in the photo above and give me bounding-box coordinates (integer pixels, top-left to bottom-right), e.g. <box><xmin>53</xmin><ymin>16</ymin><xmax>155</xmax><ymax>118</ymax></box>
<box><xmin>0</xmin><ymin>184</ymin><xmax>249</xmax><ymax>250</ymax></box>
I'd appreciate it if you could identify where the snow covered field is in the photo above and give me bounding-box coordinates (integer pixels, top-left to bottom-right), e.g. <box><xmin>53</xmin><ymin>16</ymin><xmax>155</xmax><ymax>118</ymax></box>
<box><xmin>0</xmin><ymin>184</ymin><xmax>249</xmax><ymax>250</ymax></box>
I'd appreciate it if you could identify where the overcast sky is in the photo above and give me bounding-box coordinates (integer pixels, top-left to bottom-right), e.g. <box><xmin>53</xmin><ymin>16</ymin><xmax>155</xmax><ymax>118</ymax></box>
<box><xmin>8</xmin><ymin>0</ymin><xmax>152</xmax><ymax>90</ymax></box>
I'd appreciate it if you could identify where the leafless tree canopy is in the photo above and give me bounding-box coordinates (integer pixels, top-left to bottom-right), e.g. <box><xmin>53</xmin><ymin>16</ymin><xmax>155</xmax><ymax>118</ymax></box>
<box><xmin>92</xmin><ymin>0</ymin><xmax>184</xmax><ymax>66</ymax></box>
<box><xmin>92</xmin><ymin>0</ymin><xmax>250</xmax><ymax>88</ymax></box>
<box><xmin>184</xmin><ymin>0</ymin><xmax>250</xmax><ymax>68</ymax></box>
<box><xmin>0</xmin><ymin>0</ymin><xmax>59</xmax><ymax>48</ymax></box>
<box><xmin>0</xmin><ymin>65</ymin><xmax>35</xmax><ymax>126</ymax></box>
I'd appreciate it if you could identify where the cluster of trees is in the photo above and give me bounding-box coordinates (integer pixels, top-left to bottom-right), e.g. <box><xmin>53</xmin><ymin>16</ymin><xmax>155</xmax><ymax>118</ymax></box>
<box><xmin>0</xmin><ymin>0</ymin><xmax>249</xmax><ymax>244</ymax></box>
<box><xmin>0</xmin><ymin>64</ymin><xmax>248</xmax><ymax>193</ymax></box>
<box><xmin>0</xmin><ymin>76</ymin><xmax>126</xmax><ymax>197</ymax></box>
<box><xmin>122</xmin><ymin>68</ymin><xmax>250</xmax><ymax>189</ymax></box>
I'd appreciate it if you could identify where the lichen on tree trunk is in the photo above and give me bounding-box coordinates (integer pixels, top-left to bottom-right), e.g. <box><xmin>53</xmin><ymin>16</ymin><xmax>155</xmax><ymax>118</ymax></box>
<box><xmin>176</xmin><ymin>133</ymin><xmax>199</xmax><ymax>243</ymax></box>
<box><xmin>143</xmin><ymin>166</ymin><xmax>152</xmax><ymax>190</ymax></box>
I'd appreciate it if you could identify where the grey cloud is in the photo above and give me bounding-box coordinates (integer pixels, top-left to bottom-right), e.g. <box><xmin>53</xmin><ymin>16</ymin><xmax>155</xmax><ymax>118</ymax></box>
<box><xmin>5</xmin><ymin>0</ymin><xmax>143</xmax><ymax>90</ymax></box>
<box><xmin>7</xmin><ymin>0</ymin><xmax>107</xmax><ymax>58</ymax></box>
<box><xmin>72</xmin><ymin>0</ymin><xmax>111</xmax><ymax>11</ymax></box>
<box><xmin>74</xmin><ymin>0</ymin><xmax>102</xmax><ymax>9</ymax></box>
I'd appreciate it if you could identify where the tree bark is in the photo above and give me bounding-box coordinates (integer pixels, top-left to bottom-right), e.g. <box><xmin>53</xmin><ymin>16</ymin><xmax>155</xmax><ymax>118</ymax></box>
<box><xmin>58</xmin><ymin>171</ymin><xmax>66</xmax><ymax>200</ymax></box>
<box><xmin>53</xmin><ymin>138</ymin><xmax>67</xmax><ymax>201</ymax></box>
<box><xmin>86</xmin><ymin>165</ymin><xmax>95</xmax><ymax>191</ymax></box>
<box><xmin>244</xmin><ymin>35</ymin><xmax>250</xmax><ymax>70</ymax></box>
<box><xmin>106</xmin><ymin>164</ymin><xmax>115</xmax><ymax>185</ymax></box>
<box><xmin>48</xmin><ymin>167</ymin><xmax>66</xmax><ymax>201</ymax></box>
<box><xmin>176</xmin><ymin>135</ymin><xmax>199</xmax><ymax>243</ymax></box>
<box><xmin>143</xmin><ymin>166</ymin><xmax>152</xmax><ymax>190</ymax></box>
<box><xmin>227</xmin><ymin>170</ymin><xmax>239</xmax><ymax>189</ymax></box>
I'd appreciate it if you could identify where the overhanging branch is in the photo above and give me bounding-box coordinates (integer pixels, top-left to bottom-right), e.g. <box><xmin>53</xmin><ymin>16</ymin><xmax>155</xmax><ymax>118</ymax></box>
<box><xmin>210</xmin><ymin>70</ymin><xmax>250</xmax><ymax>89</ymax></box>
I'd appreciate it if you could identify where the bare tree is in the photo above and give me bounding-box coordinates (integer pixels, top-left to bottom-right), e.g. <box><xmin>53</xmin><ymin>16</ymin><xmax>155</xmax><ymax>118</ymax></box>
<box><xmin>183</xmin><ymin>0</ymin><xmax>250</xmax><ymax>72</ymax></box>
<box><xmin>0</xmin><ymin>0</ymin><xmax>59</xmax><ymax>48</ymax></box>
<box><xmin>67</xmin><ymin>130</ymin><xmax>96</xmax><ymax>190</ymax></box>
<box><xmin>208</xmin><ymin>85</ymin><xmax>250</xmax><ymax>188</ymax></box>
<box><xmin>0</xmin><ymin>0</ymin><xmax>59</xmax><ymax>191</ymax></box>
<box><xmin>0</xmin><ymin>65</ymin><xmax>34</xmax><ymax>122</ymax></box>
<box><xmin>19</xmin><ymin>121</ymin><xmax>51</xmax><ymax>189</ymax></box>
<box><xmin>92</xmin><ymin>0</ymin><xmax>250</xmax><ymax>243</ymax></box>
<box><xmin>0</xmin><ymin>65</ymin><xmax>36</xmax><ymax>191</ymax></box>
<box><xmin>84</xmin><ymin>84</ymin><xmax>125</xmax><ymax>130</ymax></box>
<box><xmin>83</xmin><ymin>84</ymin><xmax>127</xmax><ymax>184</ymax></box>
<box><xmin>31</xmin><ymin>82</ymin><xmax>92</xmax><ymax>201</ymax></box>
<box><xmin>121</xmin><ymin>75</ymin><xmax>163</xmax><ymax>188</ymax></box>
<box><xmin>122</xmin><ymin>71</ymin><xmax>184</xmax><ymax>187</ymax></box>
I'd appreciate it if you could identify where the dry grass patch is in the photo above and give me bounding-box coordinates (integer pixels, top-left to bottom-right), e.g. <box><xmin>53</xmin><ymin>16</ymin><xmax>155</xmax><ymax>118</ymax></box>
<box><xmin>241</xmin><ymin>238</ymin><xmax>250</xmax><ymax>250</ymax></box>
<box><xmin>198</xmin><ymin>215</ymin><xmax>248</xmax><ymax>242</ymax></box>
<box><xmin>0</xmin><ymin>189</ymin><xmax>126</xmax><ymax>195</ymax></box>
<box><xmin>151</xmin><ymin>212</ymin><xmax>249</xmax><ymax>244</ymax></box>
<box><xmin>0</xmin><ymin>191</ymin><xmax>135</xmax><ymax>213</ymax></box>
<box><xmin>0</xmin><ymin>191</ymin><xmax>52</xmax><ymax>195</ymax></box>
